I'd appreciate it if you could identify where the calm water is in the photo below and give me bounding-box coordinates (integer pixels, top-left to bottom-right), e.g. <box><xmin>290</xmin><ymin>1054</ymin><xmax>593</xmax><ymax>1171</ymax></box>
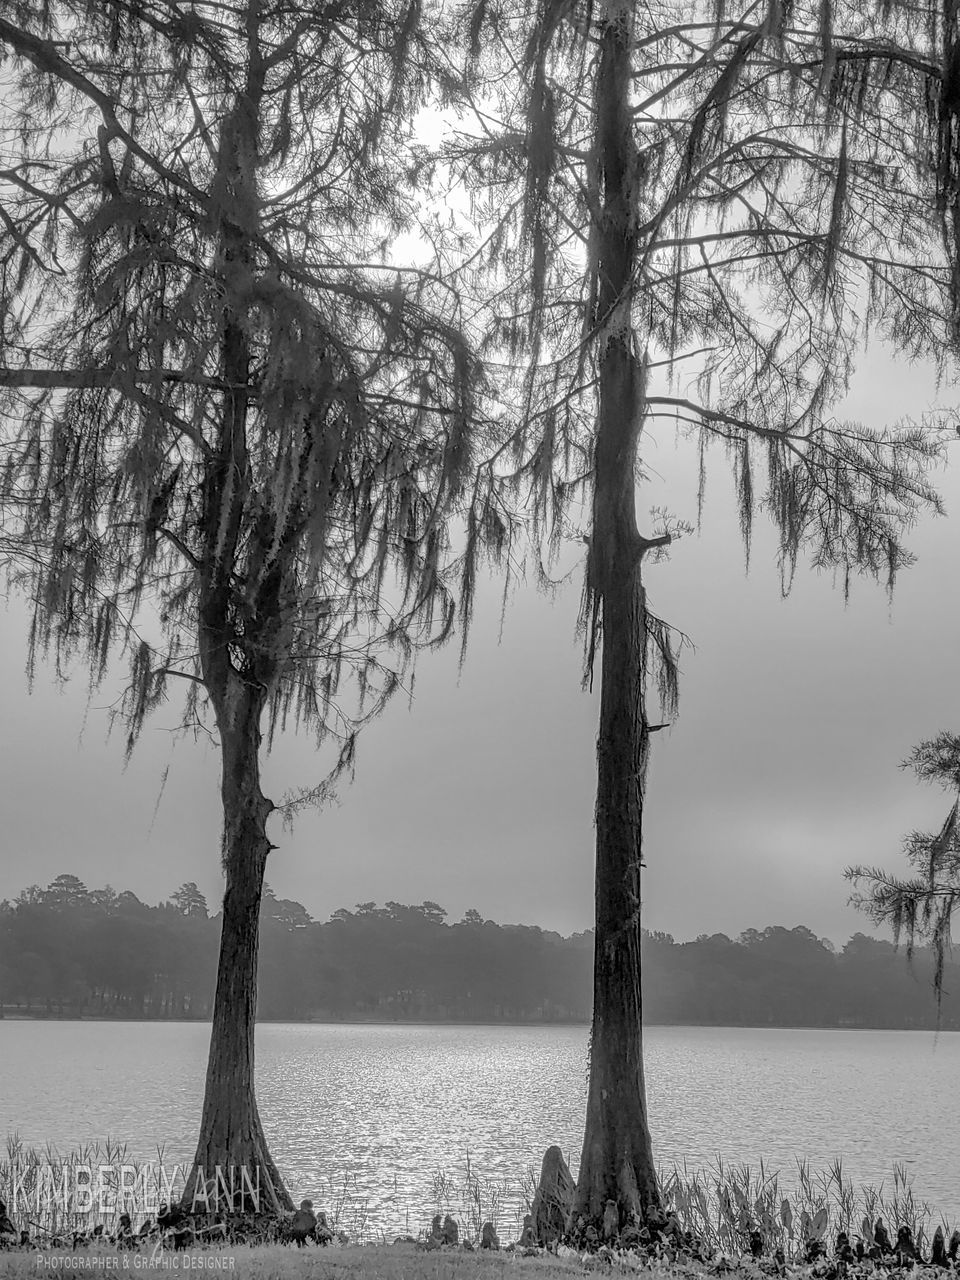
<box><xmin>0</xmin><ymin>1022</ymin><xmax>957</xmax><ymax>1235</ymax></box>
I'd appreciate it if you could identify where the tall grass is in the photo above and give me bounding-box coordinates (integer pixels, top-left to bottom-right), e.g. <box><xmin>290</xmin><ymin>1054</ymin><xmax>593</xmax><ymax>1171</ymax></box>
<box><xmin>430</xmin><ymin>1153</ymin><xmax>532</xmax><ymax>1245</ymax></box>
<box><xmin>660</xmin><ymin>1157</ymin><xmax>937</xmax><ymax>1258</ymax></box>
<box><xmin>0</xmin><ymin>1135</ymin><xmax>944</xmax><ymax>1256</ymax></box>
<box><xmin>0</xmin><ymin>1134</ymin><xmax>176</xmax><ymax>1241</ymax></box>
<box><xmin>307</xmin><ymin>1168</ymin><xmax>370</xmax><ymax>1241</ymax></box>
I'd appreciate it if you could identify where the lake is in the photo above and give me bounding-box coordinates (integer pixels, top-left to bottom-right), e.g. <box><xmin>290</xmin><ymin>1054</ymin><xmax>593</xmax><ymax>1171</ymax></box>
<box><xmin>0</xmin><ymin>1021</ymin><xmax>957</xmax><ymax>1237</ymax></box>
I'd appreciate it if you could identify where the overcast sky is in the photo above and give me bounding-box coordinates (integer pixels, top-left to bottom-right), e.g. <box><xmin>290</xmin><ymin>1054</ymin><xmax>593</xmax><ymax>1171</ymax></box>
<box><xmin>0</xmin><ymin>348</ymin><xmax>957</xmax><ymax>947</ymax></box>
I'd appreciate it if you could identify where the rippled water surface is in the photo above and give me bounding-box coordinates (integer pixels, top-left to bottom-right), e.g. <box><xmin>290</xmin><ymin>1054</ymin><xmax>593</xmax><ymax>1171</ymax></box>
<box><xmin>1</xmin><ymin>1022</ymin><xmax>958</xmax><ymax>1235</ymax></box>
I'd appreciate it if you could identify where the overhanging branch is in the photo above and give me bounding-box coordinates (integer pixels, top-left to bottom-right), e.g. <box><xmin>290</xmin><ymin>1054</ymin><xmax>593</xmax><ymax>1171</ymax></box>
<box><xmin>0</xmin><ymin>367</ymin><xmax>248</xmax><ymax>393</ymax></box>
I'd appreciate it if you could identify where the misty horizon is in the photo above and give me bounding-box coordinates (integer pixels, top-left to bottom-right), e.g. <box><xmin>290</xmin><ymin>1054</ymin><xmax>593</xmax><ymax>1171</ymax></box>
<box><xmin>0</xmin><ymin>872</ymin><xmax>938</xmax><ymax>952</ymax></box>
<box><xmin>2</xmin><ymin>881</ymin><xmax>953</xmax><ymax>1030</ymax></box>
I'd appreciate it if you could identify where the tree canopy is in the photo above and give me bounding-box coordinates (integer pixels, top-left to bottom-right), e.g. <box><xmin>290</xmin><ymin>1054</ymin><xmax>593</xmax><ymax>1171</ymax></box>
<box><xmin>0</xmin><ymin>0</ymin><xmax>495</xmax><ymax>762</ymax></box>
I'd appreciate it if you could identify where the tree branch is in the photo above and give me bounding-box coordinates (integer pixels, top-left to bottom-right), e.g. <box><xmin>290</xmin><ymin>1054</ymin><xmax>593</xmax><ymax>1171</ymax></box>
<box><xmin>0</xmin><ymin>367</ymin><xmax>246</xmax><ymax>393</ymax></box>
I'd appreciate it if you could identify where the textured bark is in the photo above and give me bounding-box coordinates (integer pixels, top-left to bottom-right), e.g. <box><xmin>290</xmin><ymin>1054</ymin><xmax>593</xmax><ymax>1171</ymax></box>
<box><xmin>183</xmin><ymin>680</ymin><xmax>293</xmax><ymax>1215</ymax></box>
<box><xmin>531</xmin><ymin>1145</ymin><xmax>576</xmax><ymax>1245</ymax></box>
<box><xmin>570</xmin><ymin>0</ymin><xmax>662</xmax><ymax>1239</ymax></box>
<box><xmin>572</xmin><ymin>583</ymin><xmax>660</xmax><ymax>1231</ymax></box>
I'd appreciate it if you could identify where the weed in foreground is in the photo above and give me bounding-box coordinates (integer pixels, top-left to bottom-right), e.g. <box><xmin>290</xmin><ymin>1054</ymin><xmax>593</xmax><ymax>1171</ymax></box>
<box><xmin>661</xmin><ymin>1156</ymin><xmax>937</xmax><ymax>1259</ymax></box>
<box><xmin>0</xmin><ymin>1135</ymin><xmax>947</xmax><ymax>1254</ymax></box>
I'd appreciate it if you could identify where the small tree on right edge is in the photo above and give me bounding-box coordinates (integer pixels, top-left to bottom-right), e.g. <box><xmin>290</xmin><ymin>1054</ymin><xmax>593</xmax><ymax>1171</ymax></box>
<box><xmin>847</xmin><ymin>733</ymin><xmax>960</xmax><ymax>1001</ymax></box>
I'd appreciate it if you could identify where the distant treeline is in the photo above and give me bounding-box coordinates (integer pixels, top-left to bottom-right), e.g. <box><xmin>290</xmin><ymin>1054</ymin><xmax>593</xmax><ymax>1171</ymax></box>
<box><xmin>0</xmin><ymin>875</ymin><xmax>955</xmax><ymax>1028</ymax></box>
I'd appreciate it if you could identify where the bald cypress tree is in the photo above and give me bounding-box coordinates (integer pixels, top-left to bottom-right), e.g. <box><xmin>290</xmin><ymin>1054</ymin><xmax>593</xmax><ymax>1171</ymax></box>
<box><xmin>0</xmin><ymin>0</ymin><xmax>495</xmax><ymax>1212</ymax></box>
<box><xmin>848</xmin><ymin>733</ymin><xmax>960</xmax><ymax>1004</ymax></box>
<box><xmin>457</xmin><ymin>0</ymin><xmax>949</xmax><ymax>1238</ymax></box>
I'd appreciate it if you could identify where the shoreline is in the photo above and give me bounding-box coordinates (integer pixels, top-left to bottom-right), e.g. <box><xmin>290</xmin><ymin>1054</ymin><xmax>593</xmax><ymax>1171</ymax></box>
<box><xmin>1</xmin><ymin>1013</ymin><xmax>955</xmax><ymax>1032</ymax></box>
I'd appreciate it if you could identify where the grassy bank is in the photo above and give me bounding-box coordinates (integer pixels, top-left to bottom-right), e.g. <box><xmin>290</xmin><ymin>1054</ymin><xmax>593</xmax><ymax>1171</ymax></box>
<box><xmin>4</xmin><ymin>1237</ymin><xmax>960</xmax><ymax>1280</ymax></box>
<box><xmin>0</xmin><ymin>1138</ymin><xmax>950</xmax><ymax>1280</ymax></box>
<box><xmin>4</xmin><ymin>1143</ymin><xmax>942</xmax><ymax>1255</ymax></box>
<box><xmin>0</xmin><ymin>1244</ymin><xmax>577</xmax><ymax>1280</ymax></box>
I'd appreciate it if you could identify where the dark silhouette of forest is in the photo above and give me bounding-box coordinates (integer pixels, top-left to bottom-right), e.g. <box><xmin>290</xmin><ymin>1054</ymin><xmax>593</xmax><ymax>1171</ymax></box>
<box><xmin>0</xmin><ymin>875</ymin><xmax>956</xmax><ymax>1028</ymax></box>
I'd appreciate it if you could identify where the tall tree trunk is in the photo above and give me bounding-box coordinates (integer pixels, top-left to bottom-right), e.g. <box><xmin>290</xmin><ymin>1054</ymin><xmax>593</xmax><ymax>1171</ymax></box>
<box><xmin>182</xmin><ymin>18</ymin><xmax>291</xmax><ymax>1211</ymax></box>
<box><xmin>571</xmin><ymin>0</ymin><xmax>663</xmax><ymax>1239</ymax></box>
<box><xmin>184</xmin><ymin>676</ymin><xmax>293</xmax><ymax>1215</ymax></box>
<box><xmin>937</xmin><ymin>0</ymin><xmax>960</xmax><ymax>338</ymax></box>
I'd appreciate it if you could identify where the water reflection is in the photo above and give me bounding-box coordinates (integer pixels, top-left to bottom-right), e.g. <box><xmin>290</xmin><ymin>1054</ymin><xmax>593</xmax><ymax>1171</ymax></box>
<box><xmin>0</xmin><ymin>1021</ymin><xmax>957</xmax><ymax>1238</ymax></box>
